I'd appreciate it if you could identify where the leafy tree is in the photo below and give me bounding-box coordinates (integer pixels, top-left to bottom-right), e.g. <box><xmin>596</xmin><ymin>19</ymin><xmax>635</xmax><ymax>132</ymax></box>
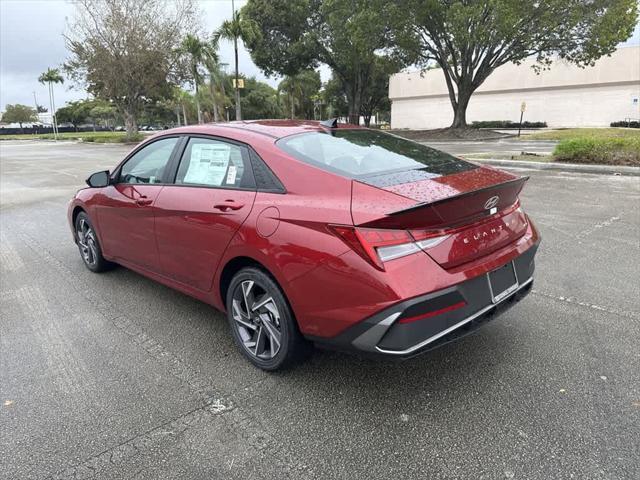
<box><xmin>243</xmin><ymin>0</ymin><xmax>403</xmax><ymax>125</ymax></box>
<box><xmin>56</xmin><ymin>99</ymin><xmax>114</xmax><ymax>130</ymax></box>
<box><xmin>322</xmin><ymin>75</ymin><xmax>348</xmax><ymax>119</ymax></box>
<box><xmin>359</xmin><ymin>57</ymin><xmax>396</xmax><ymax>126</ymax></box>
<box><xmin>241</xmin><ymin>77</ymin><xmax>283</xmax><ymax>119</ymax></box>
<box><xmin>65</xmin><ymin>0</ymin><xmax>198</xmax><ymax>139</ymax></box>
<box><xmin>56</xmin><ymin>102</ymin><xmax>88</xmax><ymax>129</ymax></box>
<box><xmin>278</xmin><ymin>70</ymin><xmax>321</xmax><ymax>119</ymax></box>
<box><xmin>36</xmin><ymin>105</ymin><xmax>48</xmax><ymax>113</ymax></box>
<box><xmin>392</xmin><ymin>0</ymin><xmax>639</xmax><ymax>128</ymax></box>
<box><xmin>217</xmin><ymin>5</ymin><xmax>258</xmax><ymax>121</ymax></box>
<box><xmin>3</xmin><ymin>104</ymin><xmax>37</xmax><ymax>132</ymax></box>
<box><xmin>139</xmin><ymin>101</ymin><xmax>176</xmax><ymax>127</ymax></box>
<box><xmin>90</xmin><ymin>104</ymin><xmax>118</xmax><ymax>129</ymax></box>
<box><xmin>322</xmin><ymin>56</ymin><xmax>395</xmax><ymax>126</ymax></box>
<box><xmin>38</xmin><ymin>68</ymin><xmax>64</xmax><ymax>137</ymax></box>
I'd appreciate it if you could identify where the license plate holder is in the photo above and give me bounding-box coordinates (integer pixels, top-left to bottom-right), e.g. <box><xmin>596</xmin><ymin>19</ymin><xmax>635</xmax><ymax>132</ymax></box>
<box><xmin>488</xmin><ymin>261</ymin><xmax>519</xmax><ymax>304</ymax></box>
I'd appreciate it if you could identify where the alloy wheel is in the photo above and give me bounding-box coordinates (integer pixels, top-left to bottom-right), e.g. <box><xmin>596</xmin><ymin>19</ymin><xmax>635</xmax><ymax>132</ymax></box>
<box><xmin>76</xmin><ymin>218</ymin><xmax>98</xmax><ymax>267</ymax></box>
<box><xmin>231</xmin><ymin>280</ymin><xmax>282</xmax><ymax>360</ymax></box>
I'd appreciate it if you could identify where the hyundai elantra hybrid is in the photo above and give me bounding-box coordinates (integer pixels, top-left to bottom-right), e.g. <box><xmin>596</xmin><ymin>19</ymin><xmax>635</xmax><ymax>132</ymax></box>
<box><xmin>68</xmin><ymin>120</ymin><xmax>540</xmax><ymax>370</ymax></box>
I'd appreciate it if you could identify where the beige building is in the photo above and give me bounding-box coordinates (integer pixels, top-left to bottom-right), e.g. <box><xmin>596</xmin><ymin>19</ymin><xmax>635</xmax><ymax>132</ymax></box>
<box><xmin>389</xmin><ymin>46</ymin><xmax>640</xmax><ymax>129</ymax></box>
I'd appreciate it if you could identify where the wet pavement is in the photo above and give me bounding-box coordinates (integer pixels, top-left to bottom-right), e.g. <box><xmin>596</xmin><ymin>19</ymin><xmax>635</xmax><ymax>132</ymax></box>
<box><xmin>1</xmin><ymin>140</ymin><xmax>639</xmax><ymax>479</ymax></box>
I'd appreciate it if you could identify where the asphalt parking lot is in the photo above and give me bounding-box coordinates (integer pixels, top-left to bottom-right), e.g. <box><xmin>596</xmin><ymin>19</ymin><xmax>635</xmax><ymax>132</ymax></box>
<box><xmin>1</xmin><ymin>140</ymin><xmax>639</xmax><ymax>480</ymax></box>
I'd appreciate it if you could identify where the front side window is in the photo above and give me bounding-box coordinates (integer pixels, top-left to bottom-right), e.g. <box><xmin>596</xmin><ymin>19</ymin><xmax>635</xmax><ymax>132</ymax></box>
<box><xmin>276</xmin><ymin>130</ymin><xmax>475</xmax><ymax>181</ymax></box>
<box><xmin>175</xmin><ymin>137</ymin><xmax>252</xmax><ymax>189</ymax></box>
<box><xmin>119</xmin><ymin>137</ymin><xmax>179</xmax><ymax>184</ymax></box>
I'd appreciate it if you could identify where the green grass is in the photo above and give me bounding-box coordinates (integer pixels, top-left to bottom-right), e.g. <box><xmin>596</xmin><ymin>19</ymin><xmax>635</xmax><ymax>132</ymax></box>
<box><xmin>553</xmin><ymin>136</ymin><xmax>640</xmax><ymax>166</ymax></box>
<box><xmin>0</xmin><ymin>131</ymin><xmax>144</xmax><ymax>143</ymax></box>
<box><xmin>522</xmin><ymin>128</ymin><xmax>640</xmax><ymax>166</ymax></box>
<box><xmin>525</xmin><ymin>128</ymin><xmax>640</xmax><ymax>141</ymax></box>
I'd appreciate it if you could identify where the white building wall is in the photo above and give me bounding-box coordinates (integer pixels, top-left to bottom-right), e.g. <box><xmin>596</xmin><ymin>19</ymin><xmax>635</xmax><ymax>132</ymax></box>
<box><xmin>390</xmin><ymin>46</ymin><xmax>640</xmax><ymax>129</ymax></box>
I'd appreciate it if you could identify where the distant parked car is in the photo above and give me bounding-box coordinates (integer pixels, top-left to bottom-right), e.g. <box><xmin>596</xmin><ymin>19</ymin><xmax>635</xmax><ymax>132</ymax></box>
<box><xmin>68</xmin><ymin>120</ymin><xmax>540</xmax><ymax>370</ymax></box>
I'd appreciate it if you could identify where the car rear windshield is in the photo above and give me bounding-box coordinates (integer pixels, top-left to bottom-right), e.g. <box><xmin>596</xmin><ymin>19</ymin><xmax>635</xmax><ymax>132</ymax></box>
<box><xmin>276</xmin><ymin>129</ymin><xmax>475</xmax><ymax>181</ymax></box>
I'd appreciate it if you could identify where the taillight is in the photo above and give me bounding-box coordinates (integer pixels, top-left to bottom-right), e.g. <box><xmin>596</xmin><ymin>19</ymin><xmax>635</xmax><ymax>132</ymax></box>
<box><xmin>329</xmin><ymin>225</ymin><xmax>448</xmax><ymax>270</ymax></box>
<box><xmin>409</xmin><ymin>229</ymin><xmax>450</xmax><ymax>249</ymax></box>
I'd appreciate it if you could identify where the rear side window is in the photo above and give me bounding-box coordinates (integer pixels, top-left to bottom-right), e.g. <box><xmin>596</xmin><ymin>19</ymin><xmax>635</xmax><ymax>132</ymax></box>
<box><xmin>276</xmin><ymin>130</ymin><xmax>475</xmax><ymax>181</ymax></box>
<box><xmin>175</xmin><ymin>137</ymin><xmax>254</xmax><ymax>189</ymax></box>
<box><xmin>249</xmin><ymin>149</ymin><xmax>285</xmax><ymax>193</ymax></box>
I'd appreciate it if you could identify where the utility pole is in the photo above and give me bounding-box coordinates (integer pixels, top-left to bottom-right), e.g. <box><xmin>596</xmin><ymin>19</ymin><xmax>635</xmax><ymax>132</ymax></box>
<box><xmin>232</xmin><ymin>0</ymin><xmax>241</xmax><ymax>121</ymax></box>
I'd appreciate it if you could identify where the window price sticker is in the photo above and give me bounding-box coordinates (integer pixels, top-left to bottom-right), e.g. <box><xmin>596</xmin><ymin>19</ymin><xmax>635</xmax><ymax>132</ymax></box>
<box><xmin>184</xmin><ymin>143</ymin><xmax>230</xmax><ymax>186</ymax></box>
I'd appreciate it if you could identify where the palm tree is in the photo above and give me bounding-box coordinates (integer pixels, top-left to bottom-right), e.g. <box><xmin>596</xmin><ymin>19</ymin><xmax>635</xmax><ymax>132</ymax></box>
<box><xmin>278</xmin><ymin>76</ymin><xmax>302</xmax><ymax>120</ymax></box>
<box><xmin>217</xmin><ymin>1</ymin><xmax>256</xmax><ymax>121</ymax></box>
<box><xmin>278</xmin><ymin>71</ymin><xmax>322</xmax><ymax>119</ymax></box>
<box><xmin>38</xmin><ymin>68</ymin><xmax>64</xmax><ymax>139</ymax></box>
<box><xmin>179</xmin><ymin>34</ymin><xmax>210</xmax><ymax>124</ymax></box>
<box><xmin>203</xmin><ymin>37</ymin><xmax>227</xmax><ymax>122</ymax></box>
<box><xmin>175</xmin><ymin>89</ymin><xmax>193</xmax><ymax>125</ymax></box>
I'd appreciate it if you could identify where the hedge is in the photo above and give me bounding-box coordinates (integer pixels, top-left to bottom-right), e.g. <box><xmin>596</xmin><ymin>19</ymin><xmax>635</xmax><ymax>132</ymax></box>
<box><xmin>610</xmin><ymin>120</ymin><xmax>639</xmax><ymax>128</ymax></box>
<box><xmin>471</xmin><ymin>120</ymin><xmax>547</xmax><ymax>129</ymax></box>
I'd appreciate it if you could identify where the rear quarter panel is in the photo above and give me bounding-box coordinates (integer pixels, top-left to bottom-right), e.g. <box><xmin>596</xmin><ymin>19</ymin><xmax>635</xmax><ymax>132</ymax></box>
<box><xmin>214</xmin><ymin>145</ymin><xmax>355</xmax><ymax>312</ymax></box>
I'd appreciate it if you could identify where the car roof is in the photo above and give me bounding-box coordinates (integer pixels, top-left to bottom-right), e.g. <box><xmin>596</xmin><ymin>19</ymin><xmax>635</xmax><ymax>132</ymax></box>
<box><xmin>159</xmin><ymin>119</ymin><xmax>363</xmax><ymax>141</ymax></box>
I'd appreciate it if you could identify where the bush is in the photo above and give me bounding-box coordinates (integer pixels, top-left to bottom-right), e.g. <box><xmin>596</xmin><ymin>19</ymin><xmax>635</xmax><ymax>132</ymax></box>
<box><xmin>610</xmin><ymin>120</ymin><xmax>639</xmax><ymax>128</ymax></box>
<box><xmin>80</xmin><ymin>133</ymin><xmax>144</xmax><ymax>143</ymax></box>
<box><xmin>553</xmin><ymin>137</ymin><xmax>640</xmax><ymax>166</ymax></box>
<box><xmin>471</xmin><ymin>120</ymin><xmax>547</xmax><ymax>129</ymax></box>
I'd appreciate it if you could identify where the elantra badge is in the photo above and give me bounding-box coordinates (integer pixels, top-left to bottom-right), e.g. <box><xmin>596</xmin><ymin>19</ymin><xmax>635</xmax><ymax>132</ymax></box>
<box><xmin>484</xmin><ymin>195</ymin><xmax>499</xmax><ymax>214</ymax></box>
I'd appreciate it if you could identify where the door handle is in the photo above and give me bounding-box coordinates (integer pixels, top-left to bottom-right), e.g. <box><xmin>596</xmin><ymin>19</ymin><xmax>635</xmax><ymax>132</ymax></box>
<box><xmin>213</xmin><ymin>202</ymin><xmax>244</xmax><ymax>212</ymax></box>
<box><xmin>136</xmin><ymin>196</ymin><xmax>153</xmax><ymax>206</ymax></box>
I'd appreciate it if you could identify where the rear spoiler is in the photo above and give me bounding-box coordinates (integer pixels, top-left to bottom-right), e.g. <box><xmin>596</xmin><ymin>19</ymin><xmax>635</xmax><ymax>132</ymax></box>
<box><xmin>362</xmin><ymin>176</ymin><xmax>529</xmax><ymax>230</ymax></box>
<box><xmin>388</xmin><ymin>176</ymin><xmax>529</xmax><ymax>216</ymax></box>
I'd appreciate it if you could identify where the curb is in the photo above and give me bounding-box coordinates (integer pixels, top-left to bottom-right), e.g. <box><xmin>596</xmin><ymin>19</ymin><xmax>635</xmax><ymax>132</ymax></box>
<box><xmin>468</xmin><ymin>158</ymin><xmax>640</xmax><ymax>176</ymax></box>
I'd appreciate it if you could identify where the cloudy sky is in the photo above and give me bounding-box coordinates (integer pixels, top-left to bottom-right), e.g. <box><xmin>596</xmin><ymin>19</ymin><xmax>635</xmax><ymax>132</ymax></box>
<box><xmin>1</xmin><ymin>0</ymin><xmax>638</xmax><ymax>112</ymax></box>
<box><xmin>0</xmin><ymin>0</ymin><xmax>288</xmax><ymax>110</ymax></box>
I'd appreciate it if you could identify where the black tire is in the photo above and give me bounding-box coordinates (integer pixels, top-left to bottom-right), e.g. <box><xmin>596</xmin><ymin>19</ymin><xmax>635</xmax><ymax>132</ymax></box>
<box><xmin>226</xmin><ymin>267</ymin><xmax>311</xmax><ymax>371</ymax></box>
<box><xmin>74</xmin><ymin>211</ymin><xmax>114</xmax><ymax>273</ymax></box>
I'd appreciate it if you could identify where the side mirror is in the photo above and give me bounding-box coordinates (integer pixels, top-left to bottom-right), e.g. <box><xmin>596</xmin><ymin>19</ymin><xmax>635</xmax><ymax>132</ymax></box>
<box><xmin>86</xmin><ymin>170</ymin><xmax>110</xmax><ymax>188</ymax></box>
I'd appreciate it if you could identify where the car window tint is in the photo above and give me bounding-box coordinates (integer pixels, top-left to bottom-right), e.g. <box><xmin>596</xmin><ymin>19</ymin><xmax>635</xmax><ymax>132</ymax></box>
<box><xmin>175</xmin><ymin>138</ymin><xmax>249</xmax><ymax>188</ymax></box>
<box><xmin>276</xmin><ymin>130</ymin><xmax>475</xmax><ymax>181</ymax></box>
<box><xmin>119</xmin><ymin>137</ymin><xmax>179</xmax><ymax>184</ymax></box>
<box><xmin>249</xmin><ymin>149</ymin><xmax>285</xmax><ymax>193</ymax></box>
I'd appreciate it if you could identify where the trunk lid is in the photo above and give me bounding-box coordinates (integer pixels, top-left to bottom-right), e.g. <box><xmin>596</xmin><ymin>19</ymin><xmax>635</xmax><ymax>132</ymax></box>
<box><xmin>350</xmin><ymin>165</ymin><xmax>529</xmax><ymax>267</ymax></box>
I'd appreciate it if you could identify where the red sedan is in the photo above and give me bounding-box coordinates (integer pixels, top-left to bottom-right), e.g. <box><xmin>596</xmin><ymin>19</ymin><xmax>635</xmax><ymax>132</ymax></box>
<box><xmin>68</xmin><ymin>120</ymin><xmax>540</xmax><ymax>370</ymax></box>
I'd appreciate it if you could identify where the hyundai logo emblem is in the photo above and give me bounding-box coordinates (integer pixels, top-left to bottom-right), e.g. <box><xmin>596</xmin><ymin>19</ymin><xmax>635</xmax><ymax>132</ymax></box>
<box><xmin>484</xmin><ymin>196</ymin><xmax>500</xmax><ymax>210</ymax></box>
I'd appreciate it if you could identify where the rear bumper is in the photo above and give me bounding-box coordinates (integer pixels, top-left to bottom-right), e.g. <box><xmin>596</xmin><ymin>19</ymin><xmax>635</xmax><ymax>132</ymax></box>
<box><xmin>312</xmin><ymin>243</ymin><xmax>537</xmax><ymax>358</ymax></box>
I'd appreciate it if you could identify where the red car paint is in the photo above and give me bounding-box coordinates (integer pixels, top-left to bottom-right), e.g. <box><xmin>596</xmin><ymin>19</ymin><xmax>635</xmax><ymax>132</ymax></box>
<box><xmin>68</xmin><ymin>120</ymin><xmax>539</xmax><ymax>352</ymax></box>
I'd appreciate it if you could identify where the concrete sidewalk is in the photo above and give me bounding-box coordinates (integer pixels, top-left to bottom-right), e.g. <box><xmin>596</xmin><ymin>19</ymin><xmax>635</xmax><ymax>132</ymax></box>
<box><xmin>421</xmin><ymin>137</ymin><xmax>558</xmax><ymax>156</ymax></box>
<box><xmin>470</xmin><ymin>157</ymin><xmax>640</xmax><ymax>176</ymax></box>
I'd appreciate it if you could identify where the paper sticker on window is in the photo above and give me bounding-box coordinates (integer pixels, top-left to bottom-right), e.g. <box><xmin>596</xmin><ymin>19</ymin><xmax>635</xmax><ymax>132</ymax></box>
<box><xmin>183</xmin><ymin>143</ymin><xmax>230</xmax><ymax>186</ymax></box>
<box><xmin>226</xmin><ymin>165</ymin><xmax>237</xmax><ymax>185</ymax></box>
